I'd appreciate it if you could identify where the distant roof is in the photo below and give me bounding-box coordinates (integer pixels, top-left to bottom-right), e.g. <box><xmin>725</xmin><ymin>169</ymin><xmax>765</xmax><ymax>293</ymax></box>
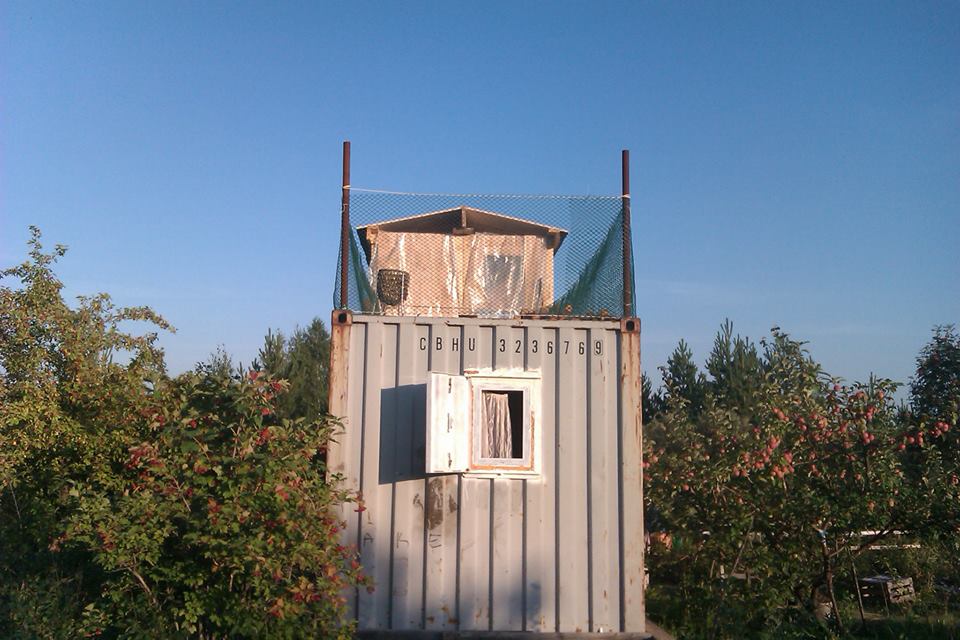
<box><xmin>356</xmin><ymin>206</ymin><xmax>567</xmax><ymax>260</ymax></box>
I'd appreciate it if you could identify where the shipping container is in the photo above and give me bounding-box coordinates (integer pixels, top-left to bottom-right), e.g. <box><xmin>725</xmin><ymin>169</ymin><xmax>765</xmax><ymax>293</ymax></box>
<box><xmin>326</xmin><ymin>312</ymin><xmax>645</xmax><ymax>636</ymax></box>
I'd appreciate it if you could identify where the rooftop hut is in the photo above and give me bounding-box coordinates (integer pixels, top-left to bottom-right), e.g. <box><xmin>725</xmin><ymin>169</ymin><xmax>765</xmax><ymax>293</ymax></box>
<box><xmin>356</xmin><ymin>206</ymin><xmax>567</xmax><ymax>317</ymax></box>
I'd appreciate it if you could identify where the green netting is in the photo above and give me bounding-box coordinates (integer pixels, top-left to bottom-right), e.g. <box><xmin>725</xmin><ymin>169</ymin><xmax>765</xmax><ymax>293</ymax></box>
<box><xmin>333</xmin><ymin>190</ymin><xmax>635</xmax><ymax>318</ymax></box>
<box><xmin>549</xmin><ymin>210</ymin><xmax>627</xmax><ymax>316</ymax></box>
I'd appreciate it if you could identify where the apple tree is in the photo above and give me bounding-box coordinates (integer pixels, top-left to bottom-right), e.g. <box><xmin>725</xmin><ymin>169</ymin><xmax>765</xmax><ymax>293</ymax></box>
<box><xmin>644</xmin><ymin>328</ymin><xmax>958</xmax><ymax>635</ymax></box>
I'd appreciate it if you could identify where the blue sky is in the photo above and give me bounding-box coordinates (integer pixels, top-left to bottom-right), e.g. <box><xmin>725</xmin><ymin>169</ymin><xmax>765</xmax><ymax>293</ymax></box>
<box><xmin>2</xmin><ymin>1</ymin><xmax>958</xmax><ymax>393</ymax></box>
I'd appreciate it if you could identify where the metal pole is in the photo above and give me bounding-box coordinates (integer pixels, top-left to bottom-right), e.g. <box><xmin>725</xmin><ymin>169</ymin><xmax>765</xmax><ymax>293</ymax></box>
<box><xmin>849</xmin><ymin>549</ymin><xmax>866</xmax><ymax>628</ymax></box>
<box><xmin>339</xmin><ymin>141</ymin><xmax>351</xmax><ymax>309</ymax></box>
<box><xmin>621</xmin><ymin>149</ymin><xmax>633</xmax><ymax>317</ymax></box>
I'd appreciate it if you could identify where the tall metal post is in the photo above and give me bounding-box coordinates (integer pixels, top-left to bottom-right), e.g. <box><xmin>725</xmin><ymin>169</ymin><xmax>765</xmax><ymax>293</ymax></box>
<box><xmin>621</xmin><ymin>149</ymin><xmax>633</xmax><ymax>317</ymax></box>
<box><xmin>339</xmin><ymin>141</ymin><xmax>351</xmax><ymax>309</ymax></box>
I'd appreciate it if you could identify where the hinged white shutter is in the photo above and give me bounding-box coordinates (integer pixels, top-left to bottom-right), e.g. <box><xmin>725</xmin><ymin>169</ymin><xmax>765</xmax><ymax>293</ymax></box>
<box><xmin>426</xmin><ymin>373</ymin><xmax>470</xmax><ymax>473</ymax></box>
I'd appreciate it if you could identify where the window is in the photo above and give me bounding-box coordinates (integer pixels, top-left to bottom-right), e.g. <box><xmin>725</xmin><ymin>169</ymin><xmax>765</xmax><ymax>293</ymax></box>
<box><xmin>480</xmin><ymin>254</ymin><xmax>523</xmax><ymax>315</ymax></box>
<box><xmin>426</xmin><ymin>370</ymin><xmax>541</xmax><ymax>477</ymax></box>
<box><xmin>484</xmin><ymin>255</ymin><xmax>522</xmax><ymax>295</ymax></box>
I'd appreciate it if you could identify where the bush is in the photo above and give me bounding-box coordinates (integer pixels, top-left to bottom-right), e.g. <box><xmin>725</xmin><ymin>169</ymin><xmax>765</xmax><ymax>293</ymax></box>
<box><xmin>1</xmin><ymin>229</ymin><xmax>367</xmax><ymax>638</ymax></box>
<box><xmin>64</xmin><ymin>371</ymin><xmax>370</xmax><ymax>638</ymax></box>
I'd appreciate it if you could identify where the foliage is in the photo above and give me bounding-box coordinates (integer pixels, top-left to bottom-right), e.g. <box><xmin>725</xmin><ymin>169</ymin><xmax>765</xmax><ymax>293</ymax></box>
<box><xmin>644</xmin><ymin>324</ymin><xmax>960</xmax><ymax>638</ymax></box>
<box><xmin>1</xmin><ymin>227</ymin><xmax>172</xmax><ymax>636</ymax></box>
<box><xmin>0</xmin><ymin>229</ymin><xmax>365</xmax><ymax>638</ymax></box>
<box><xmin>910</xmin><ymin>325</ymin><xmax>960</xmax><ymax>468</ymax></box>
<box><xmin>911</xmin><ymin>325</ymin><xmax>960</xmax><ymax>421</ymax></box>
<box><xmin>642</xmin><ymin>371</ymin><xmax>663</xmax><ymax>425</ymax></box>
<box><xmin>0</xmin><ymin>228</ymin><xmax>171</xmax><ymax>490</ymax></box>
<box><xmin>253</xmin><ymin>319</ymin><xmax>331</xmax><ymax>422</ymax></box>
<box><xmin>64</xmin><ymin>371</ymin><xmax>370</xmax><ymax>638</ymax></box>
<box><xmin>661</xmin><ymin>338</ymin><xmax>707</xmax><ymax>420</ymax></box>
<box><xmin>197</xmin><ymin>345</ymin><xmax>239</xmax><ymax>380</ymax></box>
<box><xmin>705</xmin><ymin>319</ymin><xmax>764</xmax><ymax>416</ymax></box>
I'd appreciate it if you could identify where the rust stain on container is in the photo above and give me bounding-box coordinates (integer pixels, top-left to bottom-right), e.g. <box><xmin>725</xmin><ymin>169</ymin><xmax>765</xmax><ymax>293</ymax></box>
<box><xmin>441</xmin><ymin>605</ymin><xmax>457</xmax><ymax>625</ymax></box>
<box><xmin>426</xmin><ymin>477</ymin><xmax>445</xmax><ymax>530</ymax></box>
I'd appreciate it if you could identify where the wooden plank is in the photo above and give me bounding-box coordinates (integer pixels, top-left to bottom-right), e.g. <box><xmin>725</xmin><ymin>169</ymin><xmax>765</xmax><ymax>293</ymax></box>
<box><xmin>524</xmin><ymin>325</ymin><xmax>557</xmax><ymax>631</ymax></box>
<box><xmin>390</xmin><ymin>322</ymin><xmax>429</xmax><ymax>629</ymax></box>
<box><xmin>490</xmin><ymin>324</ymin><xmax>525</xmax><ymax>630</ymax></box>
<box><xmin>589</xmin><ymin>327</ymin><xmax>620</xmax><ymax>632</ymax></box>
<box><xmin>620</xmin><ymin>327</ymin><xmax>645</xmax><ymax>632</ymax></box>
<box><xmin>423</xmin><ymin>323</ymin><xmax>460</xmax><ymax>630</ymax></box>
<box><xmin>458</xmin><ymin>323</ymin><xmax>492</xmax><ymax>630</ymax></box>
<box><xmin>557</xmin><ymin>327</ymin><xmax>590</xmax><ymax>632</ymax></box>
<box><xmin>357</xmin><ymin>322</ymin><xmax>397</xmax><ymax>628</ymax></box>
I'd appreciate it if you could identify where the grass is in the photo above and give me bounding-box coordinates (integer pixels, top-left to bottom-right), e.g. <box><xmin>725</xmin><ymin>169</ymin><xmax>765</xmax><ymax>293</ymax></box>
<box><xmin>646</xmin><ymin>585</ymin><xmax>959</xmax><ymax>640</ymax></box>
<box><xmin>840</xmin><ymin>607</ymin><xmax>958</xmax><ymax>640</ymax></box>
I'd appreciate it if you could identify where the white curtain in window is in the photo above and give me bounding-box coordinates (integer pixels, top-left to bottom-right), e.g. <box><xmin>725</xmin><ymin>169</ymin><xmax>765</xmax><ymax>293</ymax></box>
<box><xmin>482</xmin><ymin>392</ymin><xmax>512</xmax><ymax>458</ymax></box>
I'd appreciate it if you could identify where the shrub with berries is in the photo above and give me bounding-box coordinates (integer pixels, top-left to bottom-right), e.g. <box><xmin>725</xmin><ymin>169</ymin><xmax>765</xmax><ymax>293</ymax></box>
<box><xmin>65</xmin><ymin>370</ymin><xmax>370</xmax><ymax>638</ymax></box>
<box><xmin>1</xmin><ymin>230</ymin><xmax>368</xmax><ymax>638</ymax></box>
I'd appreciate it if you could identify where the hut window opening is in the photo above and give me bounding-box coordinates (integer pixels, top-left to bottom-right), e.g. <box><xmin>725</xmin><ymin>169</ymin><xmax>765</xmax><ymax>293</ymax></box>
<box><xmin>484</xmin><ymin>255</ymin><xmax>522</xmax><ymax>295</ymax></box>
<box><xmin>480</xmin><ymin>389</ymin><xmax>524</xmax><ymax>459</ymax></box>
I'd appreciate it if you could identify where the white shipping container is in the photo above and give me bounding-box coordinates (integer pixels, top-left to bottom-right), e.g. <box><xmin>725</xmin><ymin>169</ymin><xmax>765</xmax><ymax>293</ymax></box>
<box><xmin>327</xmin><ymin>311</ymin><xmax>645</xmax><ymax>637</ymax></box>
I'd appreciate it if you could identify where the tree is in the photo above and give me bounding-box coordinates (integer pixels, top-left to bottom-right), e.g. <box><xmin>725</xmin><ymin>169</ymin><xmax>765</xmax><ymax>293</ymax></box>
<box><xmin>911</xmin><ymin>325</ymin><xmax>960</xmax><ymax>422</ymax></box>
<box><xmin>660</xmin><ymin>339</ymin><xmax>707</xmax><ymax>420</ymax></box>
<box><xmin>256</xmin><ymin>329</ymin><xmax>287</xmax><ymax>377</ymax></box>
<box><xmin>253</xmin><ymin>319</ymin><xmax>331</xmax><ymax>421</ymax></box>
<box><xmin>910</xmin><ymin>326</ymin><xmax>959</xmax><ymax>461</ymax></box>
<box><xmin>705</xmin><ymin>319</ymin><xmax>764</xmax><ymax>416</ymax></box>
<box><xmin>0</xmin><ymin>229</ymin><xmax>367</xmax><ymax>638</ymax></box>
<box><xmin>642</xmin><ymin>371</ymin><xmax>663</xmax><ymax>425</ymax></box>
<box><xmin>1</xmin><ymin>227</ymin><xmax>172</xmax><ymax>635</ymax></box>
<box><xmin>644</xmin><ymin>327</ymin><xmax>958</xmax><ymax>636</ymax></box>
<box><xmin>197</xmin><ymin>344</ymin><xmax>239</xmax><ymax>380</ymax></box>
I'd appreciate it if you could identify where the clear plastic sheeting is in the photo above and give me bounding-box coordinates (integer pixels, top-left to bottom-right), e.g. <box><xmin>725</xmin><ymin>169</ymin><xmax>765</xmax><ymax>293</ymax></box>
<box><xmin>368</xmin><ymin>232</ymin><xmax>460</xmax><ymax>316</ymax></box>
<box><xmin>462</xmin><ymin>234</ymin><xmax>553</xmax><ymax>318</ymax></box>
<box><xmin>481</xmin><ymin>392</ymin><xmax>513</xmax><ymax>459</ymax></box>
<box><xmin>334</xmin><ymin>192</ymin><xmax>634</xmax><ymax>319</ymax></box>
<box><xmin>367</xmin><ymin>231</ymin><xmax>554</xmax><ymax>317</ymax></box>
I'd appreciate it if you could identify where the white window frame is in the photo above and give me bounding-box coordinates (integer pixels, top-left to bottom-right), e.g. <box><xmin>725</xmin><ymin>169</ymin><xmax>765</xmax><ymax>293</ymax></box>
<box><xmin>470</xmin><ymin>378</ymin><xmax>537</xmax><ymax>473</ymax></box>
<box><xmin>426</xmin><ymin>369</ymin><xmax>542</xmax><ymax>478</ymax></box>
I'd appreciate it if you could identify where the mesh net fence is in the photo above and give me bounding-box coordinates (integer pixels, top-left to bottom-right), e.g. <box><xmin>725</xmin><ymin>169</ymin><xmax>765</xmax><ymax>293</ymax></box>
<box><xmin>333</xmin><ymin>189</ymin><xmax>635</xmax><ymax>319</ymax></box>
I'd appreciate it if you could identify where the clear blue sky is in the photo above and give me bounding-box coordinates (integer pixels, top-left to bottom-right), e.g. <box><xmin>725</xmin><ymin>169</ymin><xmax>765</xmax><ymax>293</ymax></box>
<box><xmin>2</xmin><ymin>1</ymin><xmax>958</xmax><ymax>393</ymax></box>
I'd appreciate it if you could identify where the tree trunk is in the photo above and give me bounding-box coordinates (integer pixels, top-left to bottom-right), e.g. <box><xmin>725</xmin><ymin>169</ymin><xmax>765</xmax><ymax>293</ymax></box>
<box><xmin>817</xmin><ymin>535</ymin><xmax>845</xmax><ymax>635</ymax></box>
<box><xmin>825</xmin><ymin>562</ymin><xmax>845</xmax><ymax>634</ymax></box>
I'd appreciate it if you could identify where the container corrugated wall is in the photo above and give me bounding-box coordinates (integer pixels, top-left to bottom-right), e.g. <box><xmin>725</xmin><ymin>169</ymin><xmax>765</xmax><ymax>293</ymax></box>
<box><xmin>327</xmin><ymin>313</ymin><xmax>644</xmax><ymax>635</ymax></box>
